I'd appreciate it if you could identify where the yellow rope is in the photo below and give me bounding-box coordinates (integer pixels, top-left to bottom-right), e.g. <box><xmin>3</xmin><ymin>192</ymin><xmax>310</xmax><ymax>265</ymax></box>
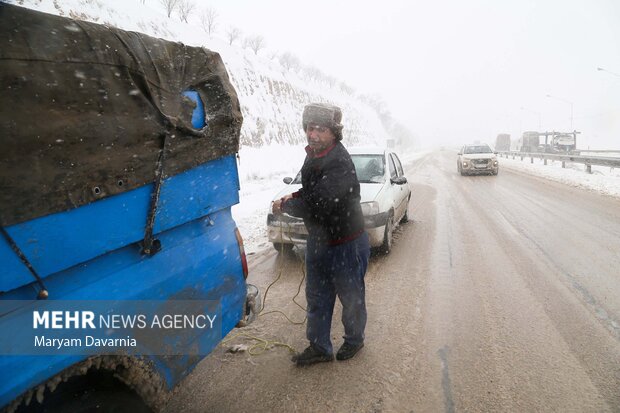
<box><xmin>224</xmin><ymin>220</ymin><xmax>307</xmax><ymax>356</ymax></box>
<box><xmin>258</xmin><ymin>233</ymin><xmax>307</xmax><ymax>324</ymax></box>
<box><xmin>222</xmin><ymin>331</ymin><xmax>296</xmax><ymax>355</ymax></box>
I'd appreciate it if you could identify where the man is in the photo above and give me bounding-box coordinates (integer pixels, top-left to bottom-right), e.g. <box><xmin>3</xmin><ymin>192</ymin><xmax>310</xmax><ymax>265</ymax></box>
<box><xmin>272</xmin><ymin>103</ymin><xmax>370</xmax><ymax>366</ymax></box>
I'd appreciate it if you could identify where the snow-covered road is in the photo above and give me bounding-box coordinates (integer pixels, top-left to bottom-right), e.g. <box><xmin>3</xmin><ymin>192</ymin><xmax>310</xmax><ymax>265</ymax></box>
<box><xmin>169</xmin><ymin>149</ymin><xmax>620</xmax><ymax>413</ymax></box>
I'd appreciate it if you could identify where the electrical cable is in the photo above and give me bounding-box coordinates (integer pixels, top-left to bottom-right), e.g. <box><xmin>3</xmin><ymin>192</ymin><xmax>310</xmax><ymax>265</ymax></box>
<box><xmin>223</xmin><ymin>219</ymin><xmax>307</xmax><ymax>355</ymax></box>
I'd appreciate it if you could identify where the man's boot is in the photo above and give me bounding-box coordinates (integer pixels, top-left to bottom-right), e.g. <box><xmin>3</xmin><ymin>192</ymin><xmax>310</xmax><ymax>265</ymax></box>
<box><xmin>336</xmin><ymin>342</ymin><xmax>364</xmax><ymax>361</ymax></box>
<box><xmin>292</xmin><ymin>344</ymin><xmax>334</xmax><ymax>366</ymax></box>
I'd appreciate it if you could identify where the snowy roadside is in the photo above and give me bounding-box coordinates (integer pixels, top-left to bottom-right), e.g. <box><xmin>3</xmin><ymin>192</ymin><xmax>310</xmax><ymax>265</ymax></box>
<box><xmin>231</xmin><ymin>176</ymin><xmax>288</xmax><ymax>255</ymax></box>
<box><xmin>499</xmin><ymin>155</ymin><xmax>620</xmax><ymax>199</ymax></box>
<box><xmin>232</xmin><ymin>144</ymin><xmax>305</xmax><ymax>254</ymax></box>
<box><xmin>399</xmin><ymin>148</ymin><xmax>432</xmax><ymax>166</ymax></box>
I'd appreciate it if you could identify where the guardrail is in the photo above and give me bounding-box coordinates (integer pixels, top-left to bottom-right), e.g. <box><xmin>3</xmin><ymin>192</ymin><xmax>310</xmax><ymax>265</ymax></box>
<box><xmin>573</xmin><ymin>149</ymin><xmax>620</xmax><ymax>155</ymax></box>
<box><xmin>498</xmin><ymin>151</ymin><xmax>620</xmax><ymax>173</ymax></box>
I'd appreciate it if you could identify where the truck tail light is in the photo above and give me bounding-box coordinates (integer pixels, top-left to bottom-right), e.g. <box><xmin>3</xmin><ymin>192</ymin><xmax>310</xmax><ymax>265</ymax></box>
<box><xmin>235</xmin><ymin>228</ymin><xmax>249</xmax><ymax>279</ymax></box>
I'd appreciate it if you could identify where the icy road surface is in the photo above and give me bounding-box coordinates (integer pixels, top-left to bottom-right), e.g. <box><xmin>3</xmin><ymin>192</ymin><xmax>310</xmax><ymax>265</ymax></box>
<box><xmin>166</xmin><ymin>150</ymin><xmax>620</xmax><ymax>412</ymax></box>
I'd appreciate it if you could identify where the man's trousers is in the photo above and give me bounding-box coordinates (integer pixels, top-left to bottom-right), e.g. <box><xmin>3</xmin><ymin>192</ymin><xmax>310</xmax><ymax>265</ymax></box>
<box><xmin>305</xmin><ymin>232</ymin><xmax>370</xmax><ymax>354</ymax></box>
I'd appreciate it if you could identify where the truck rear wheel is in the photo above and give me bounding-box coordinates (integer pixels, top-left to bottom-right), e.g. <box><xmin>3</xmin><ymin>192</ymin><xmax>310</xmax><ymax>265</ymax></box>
<box><xmin>15</xmin><ymin>369</ymin><xmax>152</xmax><ymax>413</ymax></box>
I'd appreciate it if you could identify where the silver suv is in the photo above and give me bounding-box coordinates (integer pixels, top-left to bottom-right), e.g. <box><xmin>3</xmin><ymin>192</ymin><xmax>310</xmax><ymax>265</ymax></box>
<box><xmin>457</xmin><ymin>144</ymin><xmax>499</xmax><ymax>176</ymax></box>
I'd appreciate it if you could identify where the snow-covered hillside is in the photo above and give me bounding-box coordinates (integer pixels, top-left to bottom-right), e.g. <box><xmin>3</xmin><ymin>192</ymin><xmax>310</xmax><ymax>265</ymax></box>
<box><xmin>5</xmin><ymin>0</ymin><xmax>396</xmax><ymax>254</ymax></box>
<box><xmin>8</xmin><ymin>0</ymin><xmax>390</xmax><ymax>149</ymax></box>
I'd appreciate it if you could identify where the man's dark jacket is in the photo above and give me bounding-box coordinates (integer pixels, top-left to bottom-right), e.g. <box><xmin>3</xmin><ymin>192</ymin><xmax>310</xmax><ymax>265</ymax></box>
<box><xmin>282</xmin><ymin>142</ymin><xmax>364</xmax><ymax>244</ymax></box>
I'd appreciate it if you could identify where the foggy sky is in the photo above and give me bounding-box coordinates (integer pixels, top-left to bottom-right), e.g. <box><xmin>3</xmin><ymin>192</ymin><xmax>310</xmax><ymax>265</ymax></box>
<box><xmin>210</xmin><ymin>0</ymin><xmax>620</xmax><ymax>148</ymax></box>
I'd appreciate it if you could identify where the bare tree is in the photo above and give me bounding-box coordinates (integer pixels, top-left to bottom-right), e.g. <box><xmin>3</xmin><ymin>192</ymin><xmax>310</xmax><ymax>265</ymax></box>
<box><xmin>241</xmin><ymin>37</ymin><xmax>250</xmax><ymax>50</ymax></box>
<box><xmin>245</xmin><ymin>35</ymin><xmax>265</xmax><ymax>55</ymax></box>
<box><xmin>303</xmin><ymin>65</ymin><xmax>327</xmax><ymax>83</ymax></box>
<box><xmin>338</xmin><ymin>82</ymin><xmax>354</xmax><ymax>96</ymax></box>
<box><xmin>303</xmin><ymin>65</ymin><xmax>318</xmax><ymax>81</ymax></box>
<box><xmin>389</xmin><ymin>122</ymin><xmax>418</xmax><ymax>149</ymax></box>
<box><xmin>325</xmin><ymin>75</ymin><xmax>337</xmax><ymax>88</ymax></box>
<box><xmin>279</xmin><ymin>52</ymin><xmax>301</xmax><ymax>72</ymax></box>
<box><xmin>226</xmin><ymin>26</ymin><xmax>241</xmax><ymax>46</ymax></box>
<box><xmin>360</xmin><ymin>93</ymin><xmax>388</xmax><ymax>115</ymax></box>
<box><xmin>160</xmin><ymin>0</ymin><xmax>180</xmax><ymax>18</ymax></box>
<box><xmin>177</xmin><ymin>0</ymin><xmax>195</xmax><ymax>23</ymax></box>
<box><xmin>199</xmin><ymin>7</ymin><xmax>218</xmax><ymax>37</ymax></box>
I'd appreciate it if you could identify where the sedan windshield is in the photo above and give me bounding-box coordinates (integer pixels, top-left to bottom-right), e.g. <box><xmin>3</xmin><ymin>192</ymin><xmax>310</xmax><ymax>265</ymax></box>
<box><xmin>464</xmin><ymin>145</ymin><xmax>492</xmax><ymax>154</ymax></box>
<box><xmin>352</xmin><ymin>155</ymin><xmax>385</xmax><ymax>183</ymax></box>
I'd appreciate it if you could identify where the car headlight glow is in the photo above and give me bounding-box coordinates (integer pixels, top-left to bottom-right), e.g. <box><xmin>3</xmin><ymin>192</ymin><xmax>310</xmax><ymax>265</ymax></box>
<box><xmin>360</xmin><ymin>201</ymin><xmax>380</xmax><ymax>216</ymax></box>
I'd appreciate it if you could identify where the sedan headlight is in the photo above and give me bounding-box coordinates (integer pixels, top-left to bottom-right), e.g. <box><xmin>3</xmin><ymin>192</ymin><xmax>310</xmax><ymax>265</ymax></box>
<box><xmin>360</xmin><ymin>201</ymin><xmax>380</xmax><ymax>216</ymax></box>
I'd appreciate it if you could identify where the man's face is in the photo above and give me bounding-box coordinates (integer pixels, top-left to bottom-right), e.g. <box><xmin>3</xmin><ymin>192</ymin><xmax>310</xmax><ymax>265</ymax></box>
<box><xmin>306</xmin><ymin>124</ymin><xmax>336</xmax><ymax>153</ymax></box>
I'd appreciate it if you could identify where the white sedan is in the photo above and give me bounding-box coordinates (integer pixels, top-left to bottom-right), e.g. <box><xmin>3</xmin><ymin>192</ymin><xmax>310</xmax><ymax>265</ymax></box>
<box><xmin>267</xmin><ymin>146</ymin><xmax>411</xmax><ymax>253</ymax></box>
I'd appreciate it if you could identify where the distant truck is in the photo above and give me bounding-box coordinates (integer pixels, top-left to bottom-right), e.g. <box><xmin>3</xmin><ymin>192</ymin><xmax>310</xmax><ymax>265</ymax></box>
<box><xmin>495</xmin><ymin>134</ymin><xmax>511</xmax><ymax>151</ymax></box>
<box><xmin>540</xmin><ymin>131</ymin><xmax>579</xmax><ymax>153</ymax></box>
<box><xmin>1</xmin><ymin>5</ymin><xmax>257</xmax><ymax>411</ymax></box>
<box><xmin>517</xmin><ymin>131</ymin><xmax>541</xmax><ymax>152</ymax></box>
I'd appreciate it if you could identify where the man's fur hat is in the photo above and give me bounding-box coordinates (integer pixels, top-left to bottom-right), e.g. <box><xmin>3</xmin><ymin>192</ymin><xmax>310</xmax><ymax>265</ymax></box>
<box><xmin>302</xmin><ymin>103</ymin><xmax>343</xmax><ymax>141</ymax></box>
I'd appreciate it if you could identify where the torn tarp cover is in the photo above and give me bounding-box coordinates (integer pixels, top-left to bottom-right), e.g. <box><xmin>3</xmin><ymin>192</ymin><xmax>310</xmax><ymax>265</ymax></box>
<box><xmin>0</xmin><ymin>4</ymin><xmax>243</xmax><ymax>226</ymax></box>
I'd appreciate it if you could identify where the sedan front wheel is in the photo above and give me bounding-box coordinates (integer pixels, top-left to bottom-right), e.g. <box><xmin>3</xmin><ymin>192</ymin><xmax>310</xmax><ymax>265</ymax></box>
<box><xmin>400</xmin><ymin>199</ymin><xmax>410</xmax><ymax>224</ymax></box>
<box><xmin>380</xmin><ymin>216</ymin><xmax>393</xmax><ymax>254</ymax></box>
